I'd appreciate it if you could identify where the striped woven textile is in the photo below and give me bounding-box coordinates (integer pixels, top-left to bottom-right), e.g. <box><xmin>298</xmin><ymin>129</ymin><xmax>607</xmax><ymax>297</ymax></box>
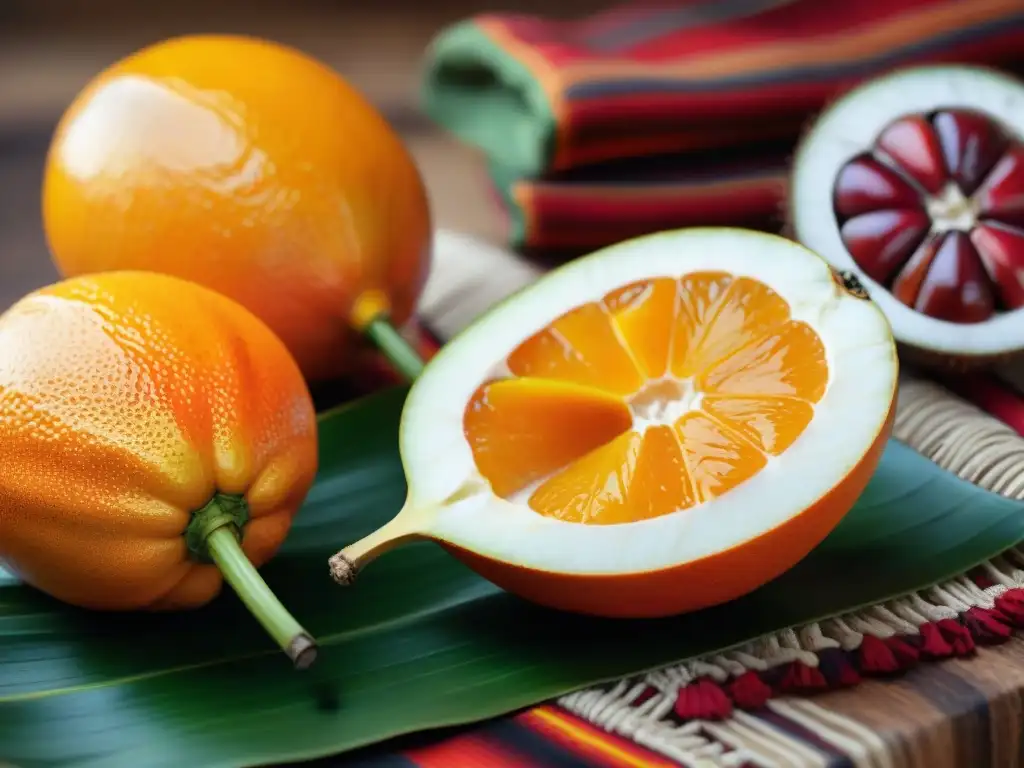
<box><xmin>487</xmin><ymin>142</ymin><xmax>791</xmax><ymax>254</ymax></box>
<box><xmin>422</xmin><ymin>0</ymin><xmax>1024</xmax><ymax>253</ymax></box>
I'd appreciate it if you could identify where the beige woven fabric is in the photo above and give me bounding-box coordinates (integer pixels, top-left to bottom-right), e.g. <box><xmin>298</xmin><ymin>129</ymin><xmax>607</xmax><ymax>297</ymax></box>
<box><xmin>895</xmin><ymin>375</ymin><xmax>1024</xmax><ymax>497</ymax></box>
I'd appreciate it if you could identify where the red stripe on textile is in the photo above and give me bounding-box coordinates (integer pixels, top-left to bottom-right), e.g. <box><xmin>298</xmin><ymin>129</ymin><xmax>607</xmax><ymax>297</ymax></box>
<box><xmin>579</xmin><ymin>0</ymin><xmax>801</xmax><ymax>55</ymax></box>
<box><xmin>528</xmin><ymin>179</ymin><xmax>786</xmax><ymax>217</ymax></box>
<box><xmin>517</xmin><ymin>176</ymin><xmax>787</xmax><ymax>249</ymax></box>
<box><xmin>518</xmin><ymin>705</ymin><xmax>681</xmax><ymax>767</ymax></box>
<box><xmin>586</xmin><ymin>0</ymin><xmax>976</xmax><ymax>63</ymax></box>
<box><xmin>572</xmin><ymin>3</ymin><xmax>679</xmax><ymax>43</ymax></box>
<box><xmin>492</xmin><ymin>0</ymin><xmax>946</xmax><ymax>65</ymax></box>
<box><xmin>473</xmin><ymin>0</ymin><xmax>1024</xmax><ymax>173</ymax></box>
<box><xmin>403</xmin><ymin>732</ymin><xmax>527</xmax><ymax>768</ymax></box>
<box><xmin>556</xmin><ymin>38</ymin><xmax>1024</xmax><ymax>169</ymax></box>
<box><xmin>560</xmin><ymin>121</ymin><xmax>797</xmax><ymax>170</ymax></box>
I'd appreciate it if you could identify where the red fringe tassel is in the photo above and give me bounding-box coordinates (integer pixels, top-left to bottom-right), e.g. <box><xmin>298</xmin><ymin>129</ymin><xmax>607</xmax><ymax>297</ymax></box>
<box><xmin>656</xmin><ymin>597</ymin><xmax>1019</xmax><ymax>721</ymax></box>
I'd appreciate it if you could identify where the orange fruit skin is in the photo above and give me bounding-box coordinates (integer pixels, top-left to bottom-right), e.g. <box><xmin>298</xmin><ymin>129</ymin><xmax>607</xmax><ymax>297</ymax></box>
<box><xmin>0</xmin><ymin>271</ymin><xmax>318</xmax><ymax>612</ymax></box>
<box><xmin>42</xmin><ymin>34</ymin><xmax>432</xmax><ymax>382</ymax></box>
<box><xmin>441</xmin><ymin>399</ymin><xmax>896</xmax><ymax>618</ymax></box>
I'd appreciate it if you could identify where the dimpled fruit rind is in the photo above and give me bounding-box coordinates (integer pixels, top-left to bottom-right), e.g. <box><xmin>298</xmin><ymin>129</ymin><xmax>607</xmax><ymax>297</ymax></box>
<box><xmin>0</xmin><ymin>271</ymin><xmax>318</xmax><ymax>613</ymax></box>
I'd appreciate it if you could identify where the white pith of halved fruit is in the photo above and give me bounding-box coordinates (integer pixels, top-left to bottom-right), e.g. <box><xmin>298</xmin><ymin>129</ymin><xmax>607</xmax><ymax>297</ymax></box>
<box><xmin>790</xmin><ymin>64</ymin><xmax>1024</xmax><ymax>358</ymax></box>
<box><xmin>390</xmin><ymin>228</ymin><xmax>899</xmax><ymax>578</ymax></box>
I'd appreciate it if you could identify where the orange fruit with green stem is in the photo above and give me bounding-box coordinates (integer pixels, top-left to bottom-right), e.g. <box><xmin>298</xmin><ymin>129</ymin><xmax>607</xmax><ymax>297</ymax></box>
<box><xmin>0</xmin><ymin>271</ymin><xmax>320</xmax><ymax>667</ymax></box>
<box><xmin>41</xmin><ymin>34</ymin><xmax>431</xmax><ymax>383</ymax></box>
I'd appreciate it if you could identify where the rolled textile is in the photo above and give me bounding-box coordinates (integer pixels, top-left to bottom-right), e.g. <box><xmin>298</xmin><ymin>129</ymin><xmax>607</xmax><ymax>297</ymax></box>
<box><xmin>423</xmin><ymin>0</ymin><xmax>1024</xmax><ymax>253</ymax></box>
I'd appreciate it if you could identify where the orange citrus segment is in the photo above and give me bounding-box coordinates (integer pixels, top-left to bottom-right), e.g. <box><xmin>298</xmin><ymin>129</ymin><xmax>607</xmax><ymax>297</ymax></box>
<box><xmin>528</xmin><ymin>431</ymin><xmax>641</xmax><ymax>523</ymax></box>
<box><xmin>675</xmin><ymin>277</ymin><xmax>791</xmax><ymax>379</ymax></box>
<box><xmin>506</xmin><ymin>302</ymin><xmax>645</xmax><ymax>396</ymax></box>
<box><xmin>698</xmin><ymin>320</ymin><xmax>828</xmax><ymax>401</ymax></box>
<box><xmin>702</xmin><ymin>395</ymin><xmax>815</xmax><ymax>455</ymax></box>
<box><xmin>670</xmin><ymin>271</ymin><xmax>733</xmax><ymax>376</ymax></box>
<box><xmin>462</xmin><ymin>269</ymin><xmax>835</xmax><ymax>526</ymax></box>
<box><xmin>463</xmin><ymin>377</ymin><xmax>633</xmax><ymax>497</ymax></box>
<box><xmin>524</xmin><ymin>428</ymin><xmax>700</xmax><ymax>528</ymax></box>
<box><xmin>675</xmin><ymin>412</ymin><xmax>767</xmax><ymax>502</ymax></box>
<box><xmin>528</xmin><ymin>426</ymin><xmax>697</xmax><ymax>525</ymax></box>
<box><xmin>602</xmin><ymin>278</ymin><xmax>677</xmax><ymax>379</ymax></box>
<box><xmin>629</xmin><ymin>425</ymin><xmax>698</xmax><ymax>518</ymax></box>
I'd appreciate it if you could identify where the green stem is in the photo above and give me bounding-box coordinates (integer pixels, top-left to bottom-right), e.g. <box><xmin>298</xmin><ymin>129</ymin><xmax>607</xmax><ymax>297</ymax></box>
<box><xmin>189</xmin><ymin>497</ymin><xmax>317</xmax><ymax>670</ymax></box>
<box><xmin>364</xmin><ymin>314</ymin><xmax>426</xmax><ymax>381</ymax></box>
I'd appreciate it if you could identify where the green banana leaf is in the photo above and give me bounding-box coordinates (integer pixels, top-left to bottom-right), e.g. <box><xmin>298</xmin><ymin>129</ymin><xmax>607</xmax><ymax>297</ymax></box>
<box><xmin>3</xmin><ymin>384</ymin><xmax>1024</xmax><ymax>768</ymax></box>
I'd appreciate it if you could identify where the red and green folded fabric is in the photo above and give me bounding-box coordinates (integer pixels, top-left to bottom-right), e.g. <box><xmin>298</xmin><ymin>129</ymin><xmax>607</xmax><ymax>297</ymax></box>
<box><xmin>487</xmin><ymin>140</ymin><xmax>791</xmax><ymax>254</ymax></box>
<box><xmin>422</xmin><ymin>0</ymin><xmax>1024</xmax><ymax>253</ymax></box>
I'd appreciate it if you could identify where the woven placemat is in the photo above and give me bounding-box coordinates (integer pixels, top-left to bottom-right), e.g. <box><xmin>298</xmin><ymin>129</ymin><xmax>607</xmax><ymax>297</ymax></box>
<box><xmin>415</xmin><ymin>230</ymin><xmax>1024</xmax><ymax>767</ymax></box>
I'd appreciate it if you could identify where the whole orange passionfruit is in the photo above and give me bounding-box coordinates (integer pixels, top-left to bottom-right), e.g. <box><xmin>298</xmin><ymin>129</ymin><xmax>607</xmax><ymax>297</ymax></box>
<box><xmin>42</xmin><ymin>34</ymin><xmax>432</xmax><ymax>382</ymax></box>
<box><xmin>0</xmin><ymin>270</ymin><xmax>319</xmax><ymax>666</ymax></box>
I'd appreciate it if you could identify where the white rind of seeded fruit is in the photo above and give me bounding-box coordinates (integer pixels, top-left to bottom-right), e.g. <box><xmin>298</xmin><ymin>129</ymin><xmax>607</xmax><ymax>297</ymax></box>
<box><xmin>790</xmin><ymin>64</ymin><xmax>1024</xmax><ymax>358</ymax></box>
<box><xmin>398</xmin><ymin>228</ymin><xmax>899</xmax><ymax>576</ymax></box>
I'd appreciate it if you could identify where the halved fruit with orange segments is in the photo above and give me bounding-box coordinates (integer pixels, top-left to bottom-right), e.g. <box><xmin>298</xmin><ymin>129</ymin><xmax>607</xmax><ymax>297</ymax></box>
<box><xmin>330</xmin><ymin>228</ymin><xmax>900</xmax><ymax>617</ymax></box>
<box><xmin>791</xmin><ymin>64</ymin><xmax>1024</xmax><ymax>368</ymax></box>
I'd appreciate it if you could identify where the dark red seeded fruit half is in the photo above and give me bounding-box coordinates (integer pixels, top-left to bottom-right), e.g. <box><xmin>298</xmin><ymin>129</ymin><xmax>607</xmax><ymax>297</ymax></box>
<box><xmin>833</xmin><ymin>107</ymin><xmax>1024</xmax><ymax>324</ymax></box>
<box><xmin>791</xmin><ymin>65</ymin><xmax>1024</xmax><ymax>363</ymax></box>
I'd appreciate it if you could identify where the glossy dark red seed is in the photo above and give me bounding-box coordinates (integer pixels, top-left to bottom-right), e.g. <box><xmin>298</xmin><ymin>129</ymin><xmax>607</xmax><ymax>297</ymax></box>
<box><xmin>975</xmin><ymin>146</ymin><xmax>1024</xmax><ymax>227</ymax></box>
<box><xmin>833</xmin><ymin>154</ymin><xmax>923</xmax><ymax>220</ymax></box>
<box><xmin>839</xmin><ymin>209</ymin><xmax>931</xmax><ymax>284</ymax></box>
<box><xmin>971</xmin><ymin>222</ymin><xmax>1024</xmax><ymax>310</ymax></box>
<box><xmin>932</xmin><ymin>110</ymin><xmax>1007</xmax><ymax>195</ymax></box>
<box><xmin>892</xmin><ymin>236</ymin><xmax>940</xmax><ymax>308</ymax></box>
<box><xmin>914</xmin><ymin>231</ymin><xmax>995</xmax><ymax>323</ymax></box>
<box><xmin>875</xmin><ymin>115</ymin><xmax>946</xmax><ymax>194</ymax></box>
